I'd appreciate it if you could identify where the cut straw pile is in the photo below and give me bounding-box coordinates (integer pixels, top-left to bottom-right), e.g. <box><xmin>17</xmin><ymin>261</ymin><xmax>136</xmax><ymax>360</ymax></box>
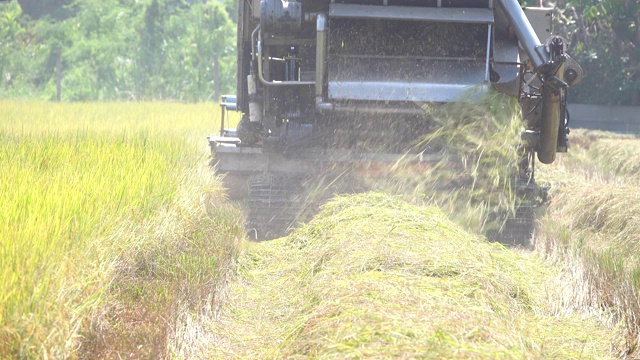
<box><xmin>211</xmin><ymin>192</ymin><xmax>618</xmax><ymax>359</ymax></box>
<box><xmin>332</xmin><ymin>92</ymin><xmax>531</xmax><ymax>241</ymax></box>
<box><xmin>536</xmin><ymin>129</ymin><xmax>640</xmax><ymax>355</ymax></box>
<box><xmin>414</xmin><ymin>93</ymin><xmax>526</xmax><ymax>237</ymax></box>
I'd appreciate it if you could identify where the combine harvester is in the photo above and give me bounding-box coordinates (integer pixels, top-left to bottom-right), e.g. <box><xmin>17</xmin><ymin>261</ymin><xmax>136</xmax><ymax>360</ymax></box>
<box><xmin>210</xmin><ymin>0</ymin><xmax>583</xmax><ymax>241</ymax></box>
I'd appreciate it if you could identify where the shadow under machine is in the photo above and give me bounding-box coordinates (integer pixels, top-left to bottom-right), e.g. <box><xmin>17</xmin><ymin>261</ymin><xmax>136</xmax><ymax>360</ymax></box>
<box><xmin>210</xmin><ymin>0</ymin><xmax>583</xmax><ymax>240</ymax></box>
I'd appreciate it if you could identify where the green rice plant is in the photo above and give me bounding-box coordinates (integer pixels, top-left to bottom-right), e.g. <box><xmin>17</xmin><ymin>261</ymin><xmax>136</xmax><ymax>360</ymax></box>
<box><xmin>0</xmin><ymin>101</ymin><xmax>243</xmax><ymax>358</ymax></box>
<box><xmin>210</xmin><ymin>192</ymin><xmax>620</xmax><ymax>359</ymax></box>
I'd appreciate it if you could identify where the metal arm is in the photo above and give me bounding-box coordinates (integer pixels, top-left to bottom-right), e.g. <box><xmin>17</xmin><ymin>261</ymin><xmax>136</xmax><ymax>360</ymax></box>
<box><xmin>498</xmin><ymin>0</ymin><xmax>583</xmax><ymax>164</ymax></box>
<box><xmin>496</xmin><ymin>0</ymin><xmax>550</xmax><ymax>69</ymax></box>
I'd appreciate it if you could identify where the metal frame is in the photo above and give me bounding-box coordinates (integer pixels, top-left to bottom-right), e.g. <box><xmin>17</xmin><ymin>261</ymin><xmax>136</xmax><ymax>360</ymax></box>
<box><xmin>328</xmin><ymin>82</ymin><xmax>490</xmax><ymax>103</ymax></box>
<box><xmin>254</xmin><ymin>25</ymin><xmax>316</xmax><ymax>87</ymax></box>
<box><xmin>328</xmin><ymin>4</ymin><xmax>494</xmax><ymax>23</ymax></box>
<box><xmin>496</xmin><ymin>0</ymin><xmax>549</xmax><ymax>68</ymax></box>
<box><xmin>322</xmin><ymin>5</ymin><xmax>494</xmax><ymax>104</ymax></box>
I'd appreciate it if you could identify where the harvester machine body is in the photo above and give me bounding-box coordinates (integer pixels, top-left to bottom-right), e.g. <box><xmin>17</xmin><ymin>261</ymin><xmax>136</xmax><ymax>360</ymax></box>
<box><xmin>210</xmin><ymin>0</ymin><xmax>583</xmax><ymax>240</ymax></box>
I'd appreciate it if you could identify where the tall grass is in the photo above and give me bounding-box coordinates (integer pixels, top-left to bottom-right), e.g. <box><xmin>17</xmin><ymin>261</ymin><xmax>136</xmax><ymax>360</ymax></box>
<box><xmin>0</xmin><ymin>101</ymin><xmax>243</xmax><ymax>358</ymax></box>
<box><xmin>536</xmin><ymin>129</ymin><xmax>640</xmax><ymax>356</ymax></box>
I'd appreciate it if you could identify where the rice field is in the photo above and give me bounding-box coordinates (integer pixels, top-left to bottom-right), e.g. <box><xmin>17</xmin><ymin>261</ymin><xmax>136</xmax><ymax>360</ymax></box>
<box><xmin>0</xmin><ymin>101</ymin><xmax>243</xmax><ymax>358</ymax></box>
<box><xmin>2</xmin><ymin>99</ymin><xmax>637</xmax><ymax>359</ymax></box>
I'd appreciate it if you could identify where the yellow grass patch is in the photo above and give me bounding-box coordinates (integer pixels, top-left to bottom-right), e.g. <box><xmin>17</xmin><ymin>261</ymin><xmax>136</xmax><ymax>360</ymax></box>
<box><xmin>537</xmin><ymin>129</ymin><xmax>640</xmax><ymax>355</ymax></box>
<box><xmin>0</xmin><ymin>101</ymin><xmax>242</xmax><ymax>358</ymax></box>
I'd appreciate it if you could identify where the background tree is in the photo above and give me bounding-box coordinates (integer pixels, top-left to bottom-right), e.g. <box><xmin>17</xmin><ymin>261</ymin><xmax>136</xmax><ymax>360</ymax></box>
<box><xmin>16</xmin><ymin>0</ymin><xmax>73</xmax><ymax>20</ymax></box>
<box><xmin>553</xmin><ymin>0</ymin><xmax>640</xmax><ymax>105</ymax></box>
<box><xmin>0</xmin><ymin>1</ymin><xmax>25</xmax><ymax>91</ymax></box>
<box><xmin>137</xmin><ymin>0</ymin><xmax>165</xmax><ymax>99</ymax></box>
<box><xmin>0</xmin><ymin>0</ymin><xmax>237</xmax><ymax>101</ymax></box>
<box><xmin>175</xmin><ymin>2</ymin><xmax>235</xmax><ymax>100</ymax></box>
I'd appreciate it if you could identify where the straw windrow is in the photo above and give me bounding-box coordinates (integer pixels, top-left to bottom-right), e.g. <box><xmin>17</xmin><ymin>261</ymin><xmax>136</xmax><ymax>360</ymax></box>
<box><xmin>211</xmin><ymin>192</ymin><xmax>619</xmax><ymax>359</ymax></box>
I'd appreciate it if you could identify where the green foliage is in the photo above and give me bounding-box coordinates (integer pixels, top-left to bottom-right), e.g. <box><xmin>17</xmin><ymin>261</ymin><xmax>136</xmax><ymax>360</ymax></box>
<box><xmin>16</xmin><ymin>0</ymin><xmax>73</xmax><ymax>20</ymax></box>
<box><xmin>553</xmin><ymin>0</ymin><xmax>640</xmax><ymax>105</ymax></box>
<box><xmin>0</xmin><ymin>1</ymin><xmax>41</xmax><ymax>96</ymax></box>
<box><xmin>0</xmin><ymin>0</ymin><xmax>236</xmax><ymax>101</ymax></box>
